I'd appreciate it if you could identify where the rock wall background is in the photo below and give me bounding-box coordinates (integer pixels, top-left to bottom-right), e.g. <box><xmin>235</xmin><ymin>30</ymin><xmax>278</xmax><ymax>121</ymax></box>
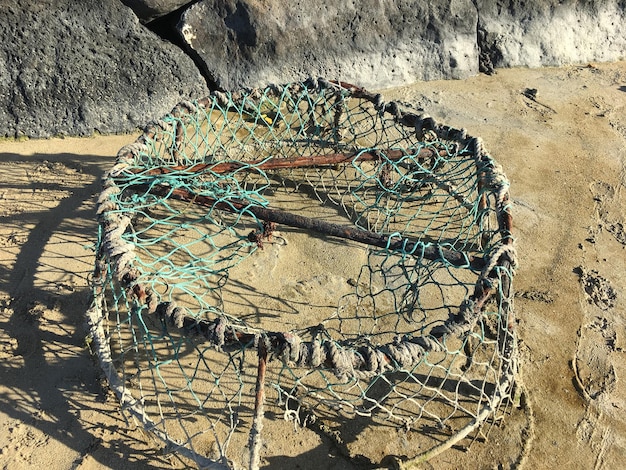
<box><xmin>2</xmin><ymin>0</ymin><xmax>625</xmax><ymax>138</ymax></box>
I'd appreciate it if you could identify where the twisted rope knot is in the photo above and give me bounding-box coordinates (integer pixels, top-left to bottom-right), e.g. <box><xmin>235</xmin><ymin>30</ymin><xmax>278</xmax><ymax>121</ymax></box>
<box><xmin>205</xmin><ymin>317</ymin><xmax>227</xmax><ymax>348</ymax></box>
<box><xmin>176</xmin><ymin>100</ymin><xmax>198</xmax><ymax>115</ymax></box>
<box><xmin>97</xmin><ymin>186</ymin><xmax>120</xmax><ymax>207</ymax></box>
<box><xmin>484</xmin><ymin>163</ymin><xmax>511</xmax><ymax>205</ymax></box>
<box><xmin>481</xmin><ymin>244</ymin><xmax>518</xmax><ymax>280</ymax></box>
<box><xmin>385</xmin><ymin>337</ymin><xmax>427</xmax><ymax>367</ymax></box>
<box><xmin>213</xmin><ymin>90</ymin><xmax>230</xmax><ymax>107</ymax></box>
<box><xmin>429</xmin><ymin>298</ymin><xmax>479</xmax><ymax>338</ymax></box>
<box><xmin>165</xmin><ymin>302</ymin><xmax>185</xmax><ymax>328</ymax></box>
<box><xmin>326</xmin><ymin>341</ymin><xmax>355</xmax><ymax>380</ymax></box>
<box><xmin>356</xmin><ymin>345</ymin><xmax>391</xmax><ymax>377</ymax></box>
<box><xmin>472</xmin><ymin>137</ymin><xmax>485</xmax><ymax>157</ymax></box>
<box><xmin>100</xmin><ymin>214</ymin><xmax>135</xmax><ymax>279</ymax></box>
<box><xmin>410</xmin><ymin>334</ymin><xmax>445</xmax><ymax>353</ymax></box>
<box><xmin>280</xmin><ymin>332</ymin><xmax>302</xmax><ymax>365</ymax></box>
<box><xmin>307</xmin><ymin>340</ymin><xmax>324</xmax><ymax>368</ymax></box>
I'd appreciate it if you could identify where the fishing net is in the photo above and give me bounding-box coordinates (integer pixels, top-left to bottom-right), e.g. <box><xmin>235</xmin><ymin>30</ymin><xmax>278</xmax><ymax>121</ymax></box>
<box><xmin>87</xmin><ymin>79</ymin><xmax>517</xmax><ymax>469</ymax></box>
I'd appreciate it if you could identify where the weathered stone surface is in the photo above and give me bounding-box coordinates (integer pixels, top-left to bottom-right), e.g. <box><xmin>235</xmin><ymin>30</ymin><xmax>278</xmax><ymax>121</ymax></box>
<box><xmin>477</xmin><ymin>0</ymin><xmax>626</xmax><ymax>70</ymax></box>
<box><xmin>178</xmin><ymin>0</ymin><xmax>626</xmax><ymax>91</ymax></box>
<box><xmin>178</xmin><ymin>0</ymin><xmax>480</xmax><ymax>91</ymax></box>
<box><xmin>0</xmin><ymin>0</ymin><xmax>209</xmax><ymax>139</ymax></box>
<box><xmin>2</xmin><ymin>0</ymin><xmax>625</xmax><ymax>139</ymax></box>
<box><xmin>121</xmin><ymin>0</ymin><xmax>195</xmax><ymax>23</ymax></box>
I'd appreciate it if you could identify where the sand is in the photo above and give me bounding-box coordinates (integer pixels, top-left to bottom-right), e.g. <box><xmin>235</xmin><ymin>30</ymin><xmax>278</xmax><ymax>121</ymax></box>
<box><xmin>1</xmin><ymin>61</ymin><xmax>625</xmax><ymax>469</ymax></box>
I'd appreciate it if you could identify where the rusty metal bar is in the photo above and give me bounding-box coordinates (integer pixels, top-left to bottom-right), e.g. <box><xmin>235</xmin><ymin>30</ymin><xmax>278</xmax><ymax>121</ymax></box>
<box><xmin>130</xmin><ymin>183</ymin><xmax>484</xmax><ymax>271</ymax></box>
<box><xmin>137</xmin><ymin>147</ymin><xmax>446</xmax><ymax>176</ymax></box>
<box><xmin>249</xmin><ymin>338</ymin><xmax>268</xmax><ymax>470</ymax></box>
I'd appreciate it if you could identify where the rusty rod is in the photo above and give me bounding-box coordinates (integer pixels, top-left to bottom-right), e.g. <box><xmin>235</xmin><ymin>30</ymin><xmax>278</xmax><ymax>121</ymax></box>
<box><xmin>248</xmin><ymin>339</ymin><xmax>268</xmax><ymax>470</ymax></box>
<box><xmin>138</xmin><ymin>147</ymin><xmax>445</xmax><ymax>176</ymax></box>
<box><xmin>130</xmin><ymin>183</ymin><xmax>484</xmax><ymax>270</ymax></box>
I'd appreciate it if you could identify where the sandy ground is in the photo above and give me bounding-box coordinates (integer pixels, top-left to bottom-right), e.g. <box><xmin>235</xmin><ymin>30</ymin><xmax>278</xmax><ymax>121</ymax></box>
<box><xmin>1</xmin><ymin>62</ymin><xmax>625</xmax><ymax>469</ymax></box>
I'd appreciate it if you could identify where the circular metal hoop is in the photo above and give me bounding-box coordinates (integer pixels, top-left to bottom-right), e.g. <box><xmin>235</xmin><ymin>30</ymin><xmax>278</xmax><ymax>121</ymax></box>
<box><xmin>88</xmin><ymin>79</ymin><xmax>517</xmax><ymax>469</ymax></box>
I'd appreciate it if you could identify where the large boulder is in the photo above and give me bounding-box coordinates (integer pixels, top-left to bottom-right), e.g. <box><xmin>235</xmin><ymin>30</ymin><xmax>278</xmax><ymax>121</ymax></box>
<box><xmin>477</xmin><ymin>0</ymin><xmax>626</xmax><ymax>71</ymax></box>
<box><xmin>177</xmin><ymin>0</ymin><xmax>626</xmax><ymax>91</ymax></box>
<box><xmin>0</xmin><ymin>0</ymin><xmax>209</xmax><ymax>139</ymax></box>
<box><xmin>177</xmin><ymin>0</ymin><xmax>480</xmax><ymax>91</ymax></box>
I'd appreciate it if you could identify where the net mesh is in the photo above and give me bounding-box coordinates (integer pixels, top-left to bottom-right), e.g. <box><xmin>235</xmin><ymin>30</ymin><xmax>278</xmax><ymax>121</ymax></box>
<box><xmin>87</xmin><ymin>79</ymin><xmax>518</xmax><ymax>469</ymax></box>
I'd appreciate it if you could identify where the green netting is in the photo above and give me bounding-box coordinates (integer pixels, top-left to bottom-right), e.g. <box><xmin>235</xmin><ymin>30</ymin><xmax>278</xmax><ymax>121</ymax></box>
<box><xmin>87</xmin><ymin>78</ymin><xmax>518</xmax><ymax>470</ymax></box>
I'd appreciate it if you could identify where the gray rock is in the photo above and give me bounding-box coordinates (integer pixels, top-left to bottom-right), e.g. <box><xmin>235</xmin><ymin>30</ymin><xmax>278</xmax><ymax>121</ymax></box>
<box><xmin>121</xmin><ymin>0</ymin><xmax>195</xmax><ymax>23</ymax></box>
<box><xmin>177</xmin><ymin>0</ymin><xmax>480</xmax><ymax>91</ymax></box>
<box><xmin>178</xmin><ymin>0</ymin><xmax>626</xmax><ymax>91</ymax></box>
<box><xmin>477</xmin><ymin>0</ymin><xmax>626</xmax><ymax>69</ymax></box>
<box><xmin>0</xmin><ymin>0</ymin><xmax>209</xmax><ymax>139</ymax></box>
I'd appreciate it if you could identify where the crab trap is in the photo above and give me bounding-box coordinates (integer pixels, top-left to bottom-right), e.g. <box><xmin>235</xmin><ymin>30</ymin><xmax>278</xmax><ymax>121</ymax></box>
<box><xmin>87</xmin><ymin>79</ymin><xmax>518</xmax><ymax>469</ymax></box>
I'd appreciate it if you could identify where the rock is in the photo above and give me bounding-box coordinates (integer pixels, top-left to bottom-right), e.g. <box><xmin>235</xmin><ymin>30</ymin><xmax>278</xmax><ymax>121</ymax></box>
<box><xmin>0</xmin><ymin>0</ymin><xmax>209</xmax><ymax>139</ymax></box>
<box><xmin>177</xmin><ymin>0</ymin><xmax>479</xmax><ymax>91</ymax></box>
<box><xmin>121</xmin><ymin>0</ymin><xmax>195</xmax><ymax>23</ymax></box>
<box><xmin>2</xmin><ymin>0</ymin><xmax>625</xmax><ymax>139</ymax></box>
<box><xmin>476</xmin><ymin>0</ymin><xmax>626</xmax><ymax>69</ymax></box>
<box><xmin>178</xmin><ymin>0</ymin><xmax>626</xmax><ymax>91</ymax></box>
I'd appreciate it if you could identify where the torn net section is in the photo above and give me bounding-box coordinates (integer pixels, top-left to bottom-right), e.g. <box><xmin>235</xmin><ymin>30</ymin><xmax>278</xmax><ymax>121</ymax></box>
<box><xmin>87</xmin><ymin>79</ymin><xmax>517</xmax><ymax>469</ymax></box>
